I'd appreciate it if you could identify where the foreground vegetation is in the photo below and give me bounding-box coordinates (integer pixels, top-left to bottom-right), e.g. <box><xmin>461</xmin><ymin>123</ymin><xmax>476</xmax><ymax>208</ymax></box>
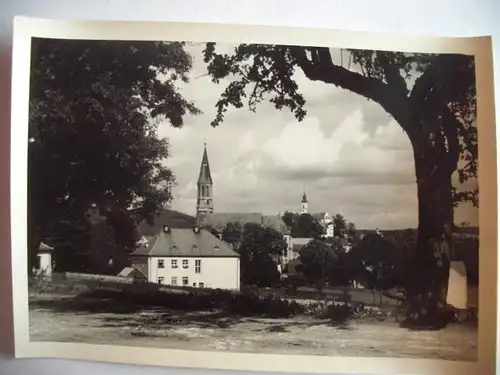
<box><xmin>29</xmin><ymin>275</ymin><xmax>477</xmax><ymax>327</ymax></box>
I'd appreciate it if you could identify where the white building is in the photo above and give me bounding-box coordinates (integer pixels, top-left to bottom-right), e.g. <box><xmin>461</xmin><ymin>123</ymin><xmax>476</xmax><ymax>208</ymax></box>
<box><xmin>299</xmin><ymin>191</ymin><xmax>308</xmax><ymax>214</ymax></box>
<box><xmin>131</xmin><ymin>225</ymin><xmax>240</xmax><ymax>290</ymax></box>
<box><xmin>312</xmin><ymin>212</ymin><xmax>334</xmax><ymax>238</ymax></box>
<box><xmin>33</xmin><ymin>242</ymin><xmax>54</xmax><ymax>277</ymax></box>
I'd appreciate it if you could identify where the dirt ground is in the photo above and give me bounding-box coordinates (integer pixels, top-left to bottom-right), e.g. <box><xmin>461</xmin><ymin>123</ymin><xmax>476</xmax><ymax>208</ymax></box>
<box><xmin>29</xmin><ymin>294</ymin><xmax>477</xmax><ymax>361</ymax></box>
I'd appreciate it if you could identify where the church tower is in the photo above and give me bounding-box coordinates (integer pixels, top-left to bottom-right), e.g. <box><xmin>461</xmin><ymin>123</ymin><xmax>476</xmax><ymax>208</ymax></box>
<box><xmin>300</xmin><ymin>191</ymin><xmax>308</xmax><ymax>214</ymax></box>
<box><xmin>196</xmin><ymin>142</ymin><xmax>214</xmax><ymax>223</ymax></box>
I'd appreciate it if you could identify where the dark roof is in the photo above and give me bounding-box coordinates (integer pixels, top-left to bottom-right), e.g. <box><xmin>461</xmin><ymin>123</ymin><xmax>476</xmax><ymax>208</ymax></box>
<box><xmin>197</xmin><ymin>144</ymin><xmax>213</xmax><ymax>185</ymax></box>
<box><xmin>117</xmin><ymin>267</ymin><xmax>146</xmax><ymax>278</ymax></box>
<box><xmin>199</xmin><ymin>212</ymin><xmax>289</xmax><ymax>234</ymax></box>
<box><xmin>132</xmin><ymin>228</ymin><xmax>239</xmax><ymax>258</ymax></box>
<box><xmin>138</xmin><ymin>209</ymin><xmax>197</xmax><ymax>236</ymax></box>
<box><xmin>38</xmin><ymin>242</ymin><xmax>54</xmax><ymax>253</ymax></box>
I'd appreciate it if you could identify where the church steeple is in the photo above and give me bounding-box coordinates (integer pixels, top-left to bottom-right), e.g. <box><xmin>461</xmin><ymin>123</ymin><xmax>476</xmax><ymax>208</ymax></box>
<box><xmin>196</xmin><ymin>142</ymin><xmax>214</xmax><ymax>222</ymax></box>
<box><xmin>300</xmin><ymin>190</ymin><xmax>308</xmax><ymax>214</ymax></box>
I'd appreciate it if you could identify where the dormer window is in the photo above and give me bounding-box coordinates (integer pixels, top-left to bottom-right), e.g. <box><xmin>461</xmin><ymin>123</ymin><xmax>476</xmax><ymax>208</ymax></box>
<box><xmin>214</xmin><ymin>245</ymin><xmax>219</xmax><ymax>251</ymax></box>
<box><xmin>193</xmin><ymin>226</ymin><xmax>200</xmax><ymax>234</ymax></box>
<box><xmin>163</xmin><ymin>225</ymin><xmax>171</xmax><ymax>233</ymax></box>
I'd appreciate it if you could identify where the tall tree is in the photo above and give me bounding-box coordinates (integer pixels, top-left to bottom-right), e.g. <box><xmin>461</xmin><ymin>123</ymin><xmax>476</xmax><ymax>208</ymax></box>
<box><xmin>202</xmin><ymin>43</ymin><xmax>476</xmax><ymax>327</ymax></box>
<box><xmin>238</xmin><ymin>223</ymin><xmax>287</xmax><ymax>286</ymax></box>
<box><xmin>349</xmin><ymin>233</ymin><xmax>398</xmax><ymax>291</ymax></box>
<box><xmin>221</xmin><ymin>221</ymin><xmax>244</xmax><ymax>250</ymax></box>
<box><xmin>28</xmin><ymin>39</ymin><xmax>200</xmax><ymax>273</ymax></box>
<box><xmin>333</xmin><ymin>214</ymin><xmax>348</xmax><ymax>238</ymax></box>
<box><xmin>281</xmin><ymin>211</ymin><xmax>298</xmax><ymax>228</ymax></box>
<box><xmin>291</xmin><ymin>213</ymin><xmax>325</xmax><ymax>238</ymax></box>
<box><xmin>297</xmin><ymin>238</ymin><xmax>338</xmax><ymax>290</ymax></box>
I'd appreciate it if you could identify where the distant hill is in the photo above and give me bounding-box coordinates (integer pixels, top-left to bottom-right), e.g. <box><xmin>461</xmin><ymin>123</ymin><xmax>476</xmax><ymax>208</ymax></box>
<box><xmin>137</xmin><ymin>209</ymin><xmax>197</xmax><ymax>236</ymax></box>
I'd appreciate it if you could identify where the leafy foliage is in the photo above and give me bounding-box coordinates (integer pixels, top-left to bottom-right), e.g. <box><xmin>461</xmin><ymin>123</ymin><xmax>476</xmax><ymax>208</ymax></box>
<box><xmin>203</xmin><ymin>44</ymin><xmax>477</xmax><ymax>207</ymax></box>
<box><xmin>297</xmin><ymin>239</ymin><xmax>338</xmax><ymax>289</ymax></box>
<box><xmin>349</xmin><ymin>233</ymin><xmax>399</xmax><ymax>291</ymax></box>
<box><xmin>280</xmin><ymin>212</ymin><xmax>325</xmax><ymax>238</ymax></box>
<box><xmin>29</xmin><ymin>38</ymin><xmax>200</xmax><ymax>272</ymax></box>
<box><xmin>238</xmin><ymin>223</ymin><xmax>287</xmax><ymax>287</ymax></box>
<box><xmin>221</xmin><ymin>221</ymin><xmax>244</xmax><ymax>249</ymax></box>
<box><xmin>203</xmin><ymin>42</ymin><xmax>477</xmax><ymax>324</ymax></box>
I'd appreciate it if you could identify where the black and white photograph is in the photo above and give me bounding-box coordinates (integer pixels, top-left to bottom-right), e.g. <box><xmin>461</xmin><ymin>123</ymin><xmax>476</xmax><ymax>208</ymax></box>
<box><xmin>11</xmin><ymin>18</ymin><xmax>497</xmax><ymax>375</ymax></box>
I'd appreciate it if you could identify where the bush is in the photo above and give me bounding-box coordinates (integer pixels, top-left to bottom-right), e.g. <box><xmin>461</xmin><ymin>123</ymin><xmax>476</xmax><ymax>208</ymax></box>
<box><xmin>81</xmin><ymin>286</ymin><xmax>306</xmax><ymax>318</ymax></box>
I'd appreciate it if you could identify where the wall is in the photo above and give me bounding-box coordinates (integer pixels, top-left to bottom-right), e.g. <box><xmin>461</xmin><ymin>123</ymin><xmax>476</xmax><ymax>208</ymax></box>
<box><xmin>148</xmin><ymin>256</ymin><xmax>240</xmax><ymax>290</ymax></box>
<box><xmin>131</xmin><ymin>256</ymin><xmax>148</xmax><ymax>279</ymax></box>
<box><xmin>33</xmin><ymin>253</ymin><xmax>51</xmax><ymax>277</ymax></box>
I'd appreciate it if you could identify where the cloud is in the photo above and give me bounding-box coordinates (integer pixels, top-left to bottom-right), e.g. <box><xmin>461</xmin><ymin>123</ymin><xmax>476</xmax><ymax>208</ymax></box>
<box><xmin>156</xmin><ymin>43</ymin><xmax>478</xmax><ymax>229</ymax></box>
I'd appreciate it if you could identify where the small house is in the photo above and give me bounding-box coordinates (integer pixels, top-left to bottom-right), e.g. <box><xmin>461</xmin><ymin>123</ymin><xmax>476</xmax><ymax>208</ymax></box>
<box><xmin>33</xmin><ymin>242</ymin><xmax>54</xmax><ymax>277</ymax></box>
<box><xmin>131</xmin><ymin>225</ymin><xmax>240</xmax><ymax>290</ymax></box>
<box><xmin>117</xmin><ymin>267</ymin><xmax>147</xmax><ymax>282</ymax></box>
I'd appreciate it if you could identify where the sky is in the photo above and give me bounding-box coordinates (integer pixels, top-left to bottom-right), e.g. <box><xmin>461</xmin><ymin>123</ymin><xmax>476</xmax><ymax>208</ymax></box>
<box><xmin>157</xmin><ymin>43</ymin><xmax>478</xmax><ymax>230</ymax></box>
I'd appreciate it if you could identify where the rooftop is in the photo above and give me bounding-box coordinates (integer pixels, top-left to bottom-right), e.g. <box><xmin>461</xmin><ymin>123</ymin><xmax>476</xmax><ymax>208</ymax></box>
<box><xmin>133</xmin><ymin>227</ymin><xmax>239</xmax><ymax>258</ymax></box>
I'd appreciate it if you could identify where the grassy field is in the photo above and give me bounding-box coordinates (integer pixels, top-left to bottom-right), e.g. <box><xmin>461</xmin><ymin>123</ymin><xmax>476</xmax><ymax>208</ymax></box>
<box><xmin>28</xmin><ymin>277</ymin><xmax>478</xmax><ymax>362</ymax></box>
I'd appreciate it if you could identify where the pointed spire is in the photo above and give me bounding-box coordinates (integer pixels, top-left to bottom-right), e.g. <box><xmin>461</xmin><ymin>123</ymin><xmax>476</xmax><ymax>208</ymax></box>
<box><xmin>198</xmin><ymin>141</ymin><xmax>213</xmax><ymax>184</ymax></box>
<box><xmin>302</xmin><ymin>190</ymin><xmax>308</xmax><ymax>203</ymax></box>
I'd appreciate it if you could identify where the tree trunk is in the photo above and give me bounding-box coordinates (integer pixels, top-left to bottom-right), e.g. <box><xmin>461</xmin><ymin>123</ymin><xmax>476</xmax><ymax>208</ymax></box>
<box><xmin>403</xmin><ymin>134</ymin><xmax>456</xmax><ymax>328</ymax></box>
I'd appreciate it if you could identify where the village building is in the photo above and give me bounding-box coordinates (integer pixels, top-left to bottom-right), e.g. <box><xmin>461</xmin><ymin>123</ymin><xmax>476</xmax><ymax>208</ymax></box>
<box><xmin>33</xmin><ymin>242</ymin><xmax>54</xmax><ymax>277</ymax></box>
<box><xmin>117</xmin><ymin>266</ymin><xmax>147</xmax><ymax>281</ymax></box>
<box><xmin>131</xmin><ymin>225</ymin><xmax>240</xmax><ymax>290</ymax></box>
<box><xmin>195</xmin><ymin>143</ymin><xmax>289</xmax><ymax>233</ymax></box>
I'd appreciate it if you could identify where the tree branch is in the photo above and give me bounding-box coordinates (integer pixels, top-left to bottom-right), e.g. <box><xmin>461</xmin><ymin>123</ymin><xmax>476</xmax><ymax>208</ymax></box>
<box><xmin>290</xmin><ymin>46</ymin><xmax>414</xmax><ymax>136</ymax></box>
<box><xmin>377</xmin><ymin>52</ymin><xmax>408</xmax><ymax>96</ymax></box>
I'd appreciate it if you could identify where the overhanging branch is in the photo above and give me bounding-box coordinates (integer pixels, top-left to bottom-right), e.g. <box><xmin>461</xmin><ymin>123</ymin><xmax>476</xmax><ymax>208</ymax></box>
<box><xmin>290</xmin><ymin>46</ymin><xmax>414</xmax><ymax>136</ymax></box>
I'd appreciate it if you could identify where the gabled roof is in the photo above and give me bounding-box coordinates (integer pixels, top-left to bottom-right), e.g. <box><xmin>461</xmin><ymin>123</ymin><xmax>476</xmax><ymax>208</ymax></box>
<box><xmin>132</xmin><ymin>227</ymin><xmax>239</xmax><ymax>258</ymax></box>
<box><xmin>137</xmin><ymin>209</ymin><xmax>197</xmax><ymax>236</ymax></box>
<box><xmin>197</xmin><ymin>144</ymin><xmax>213</xmax><ymax>185</ymax></box>
<box><xmin>117</xmin><ymin>267</ymin><xmax>146</xmax><ymax>278</ymax></box>
<box><xmin>38</xmin><ymin>242</ymin><xmax>54</xmax><ymax>253</ymax></box>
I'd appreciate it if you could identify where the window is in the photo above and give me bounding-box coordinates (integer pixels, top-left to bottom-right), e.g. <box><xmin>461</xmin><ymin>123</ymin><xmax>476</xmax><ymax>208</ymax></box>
<box><xmin>199</xmin><ymin>282</ymin><xmax>204</xmax><ymax>288</ymax></box>
<box><xmin>171</xmin><ymin>259</ymin><xmax>178</xmax><ymax>268</ymax></box>
<box><xmin>158</xmin><ymin>259</ymin><xmax>164</xmax><ymax>268</ymax></box>
<box><xmin>182</xmin><ymin>277</ymin><xmax>189</xmax><ymax>286</ymax></box>
<box><xmin>182</xmin><ymin>259</ymin><xmax>189</xmax><ymax>269</ymax></box>
<box><xmin>171</xmin><ymin>277</ymin><xmax>177</xmax><ymax>286</ymax></box>
<box><xmin>157</xmin><ymin>276</ymin><xmax>164</xmax><ymax>284</ymax></box>
<box><xmin>193</xmin><ymin>282</ymin><xmax>197</xmax><ymax>287</ymax></box>
<box><xmin>195</xmin><ymin>260</ymin><xmax>201</xmax><ymax>274</ymax></box>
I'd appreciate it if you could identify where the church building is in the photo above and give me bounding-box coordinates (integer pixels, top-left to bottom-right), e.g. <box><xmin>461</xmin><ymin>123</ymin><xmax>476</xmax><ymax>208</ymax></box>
<box><xmin>194</xmin><ymin>143</ymin><xmax>289</xmax><ymax>235</ymax></box>
<box><xmin>298</xmin><ymin>191</ymin><xmax>334</xmax><ymax>238</ymax></box>
<box><xmin>196</xmin><ymin>142</ymin><xmax>214</xmax><ymax>223</ymax></box>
